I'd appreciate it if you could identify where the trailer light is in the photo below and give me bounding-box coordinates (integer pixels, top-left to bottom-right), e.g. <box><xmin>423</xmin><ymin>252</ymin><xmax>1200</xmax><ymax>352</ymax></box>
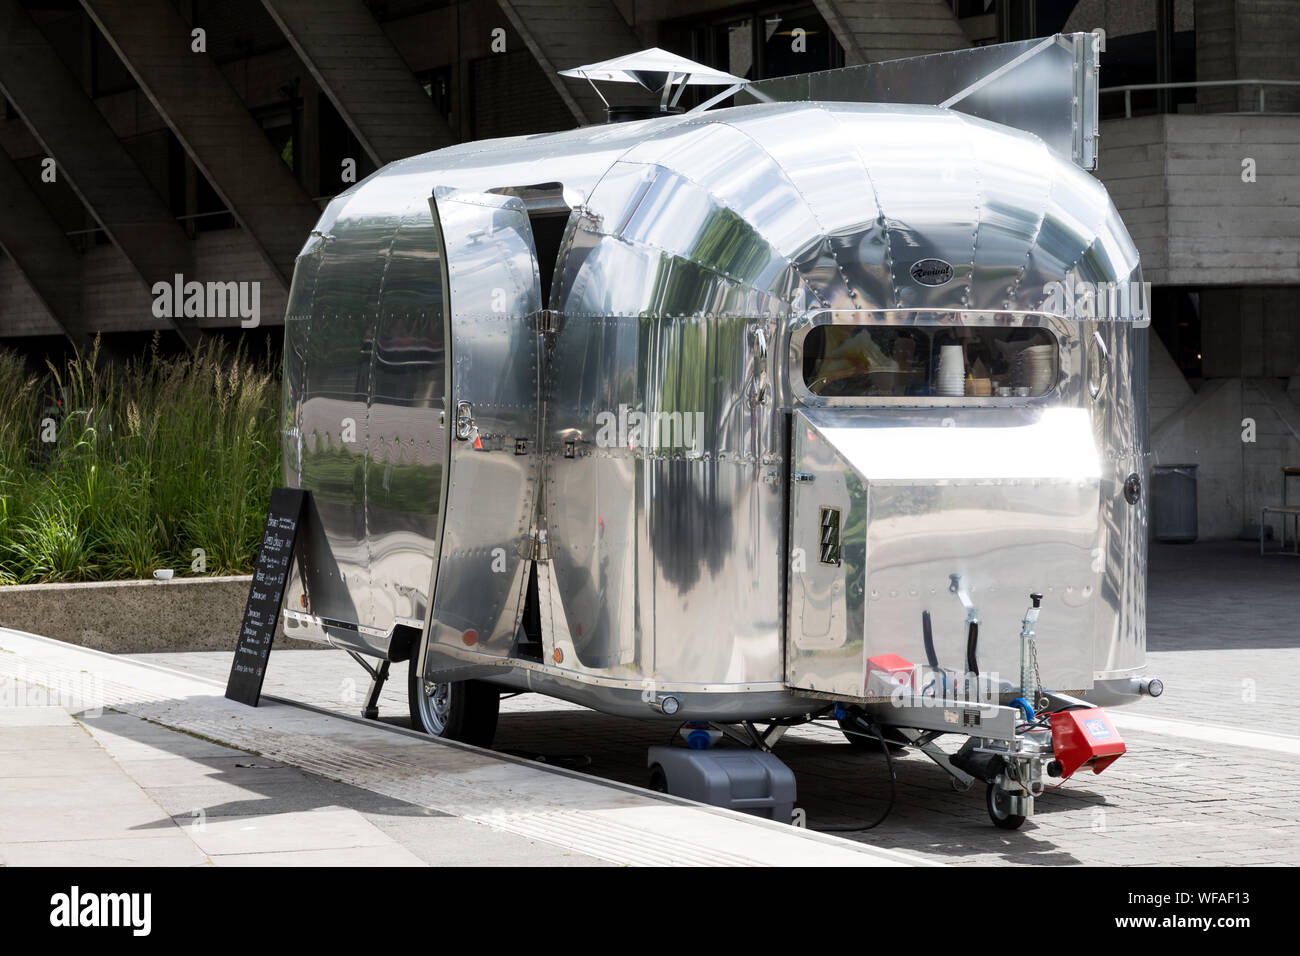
<box><xmin>553</xmin><ymin>648</ymin><xmax>564</xmax><ymax>664</ymax></box>
<box><xmin>1124</xmin><ymin>472</ymin><xmax>1141</xmax><ymax>504</ymax></box>
<box><xmin>661</xmin><ymin>696</ymin><xmax>681</xmax><ymax>716</ymax></box>
<box><xmin>462</xmin><ymin>629</ymin><xmax>478</xmax><ymax>646</ymax></box>
<box><xmin>865</xmin><ymin>654</ymin><xmax>917</xmax><ymax>697</ymax></box>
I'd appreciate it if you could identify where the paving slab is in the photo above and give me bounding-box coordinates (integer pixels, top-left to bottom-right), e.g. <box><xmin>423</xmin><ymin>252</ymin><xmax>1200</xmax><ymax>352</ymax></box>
<box><xmin>209</xmin><ymin>845</ymin><xmax>427</xmax><ymax>867</ymax></box>
<box><xmin>0</xmin><ymin>835</ymin><xmax>210</xmax><ymax>867</ymax></box>
<box><xmin>0</xmin><ymin>746</ymin><xmax>122</xmax><ymax>778</ymax></box>
<box><xmin>0</xmin><ymin>688</ymin><xmax>211</xmax><ymax>862</ymax></box>
<box><xmin>182</xmin><ymin>807</ymin><xmax>418</xmax><ymax>857</ymax></box>
<box><xmin>0</xmin><ymin>628</ymin><xmax>924</xmax><ymax>867</ymax></box>
<box><xmin>0</xmin><ymin>704</ymin><xmax>76</xmax><ymax>727</ymax></box>
<box><xmin>0</xmin><ymin>673</ymin><xmax>602</xmax><ymax>868</ymax></box>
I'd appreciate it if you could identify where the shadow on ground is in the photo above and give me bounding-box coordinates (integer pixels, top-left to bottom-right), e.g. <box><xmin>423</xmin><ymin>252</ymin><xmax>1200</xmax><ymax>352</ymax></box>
<box><xmin>77</xmin><ymin>708</ymin><xmax>449</xmax><ymax>833</ymax></box>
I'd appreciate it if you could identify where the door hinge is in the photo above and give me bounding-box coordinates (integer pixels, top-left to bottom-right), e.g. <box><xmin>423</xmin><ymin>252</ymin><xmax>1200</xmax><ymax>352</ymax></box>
<box><xmin>519</xmin><ymin>531</ymin><xmax>551</xmax><ymax>562</ymax></box>
<box><xmin>454</xmin><ymin>401</ymin><xmax>475</xmax><ymax>441</ymax></box>
<box><xmin>793</xmin><ymin>472</ymin><xmax>816</xmax><ymax>483</ymax></box>
<box><xmin>535</xmin><ymin>309</ymin><xmax>561</xmax><ymax>334</ymax></box>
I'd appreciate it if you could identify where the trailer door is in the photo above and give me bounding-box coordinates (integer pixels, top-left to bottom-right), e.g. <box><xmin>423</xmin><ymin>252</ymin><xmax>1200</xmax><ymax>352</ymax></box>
<box><xmin>421</xmin><ymin>188</ymin><xmax>543</xmax><ymax>677</ymax></box>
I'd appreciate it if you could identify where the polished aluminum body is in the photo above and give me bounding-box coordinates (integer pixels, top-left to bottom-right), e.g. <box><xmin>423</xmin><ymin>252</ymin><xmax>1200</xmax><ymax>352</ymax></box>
<box><xmin>748</xmin><ymin>32</ymin><xmax>1102</xmax><ymax>170</ymax></box>
<box><xmin>280</xmin><ymin>52</ymin><xmax>1147</xmax><ymax>722</ymax></box>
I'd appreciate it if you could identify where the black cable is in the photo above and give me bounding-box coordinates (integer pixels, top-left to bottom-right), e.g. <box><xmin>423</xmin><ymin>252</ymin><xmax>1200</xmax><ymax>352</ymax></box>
<box><xmin>921</xmin><ymin>609</ymin><xmax>939</xmax><ymax>669</ymax></box>
<box><xmin>500</xmin><ymin>750</ymin><xmax>593</xmax><ymax>769</ymax></box>
<box><xmin>965</xmin><ymin>619</ymin><xmax>980</xmax><ymax>677</ymax></box>
<box><xmin>813</xmin><ymin>715</ymin><xmax>897</xmax><ymax>832</ymax></box>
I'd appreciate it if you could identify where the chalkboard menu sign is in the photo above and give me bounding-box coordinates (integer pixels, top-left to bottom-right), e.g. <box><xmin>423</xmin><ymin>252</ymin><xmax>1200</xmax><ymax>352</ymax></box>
<box><xmin>225</xmin><ymin>487</ymin><xmax>308</xmax><ymax>706</ymax></box>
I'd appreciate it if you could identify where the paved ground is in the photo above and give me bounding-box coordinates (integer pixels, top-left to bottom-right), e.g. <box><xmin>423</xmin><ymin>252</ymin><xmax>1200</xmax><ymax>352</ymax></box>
<box><xmin>0</xmin><ymin>679</ymin><xmax>609</xmax><ymax>867</ymax></box>
<box><xmin>132</xmin><ymin>540</ymin><xmax>1300</xmax><ymax>866</ymax></box>
<box><xmin>0</xmin><ymin>632</ymin><xmax>921</xmax><ymax>867</ymax></box>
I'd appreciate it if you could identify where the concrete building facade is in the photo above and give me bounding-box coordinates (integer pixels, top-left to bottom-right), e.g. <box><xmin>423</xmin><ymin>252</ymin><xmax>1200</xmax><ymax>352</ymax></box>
<box><xmin>1</xmin><ymin>0</ymin><xmax>1297</xmax><ymax>538</ymax></box>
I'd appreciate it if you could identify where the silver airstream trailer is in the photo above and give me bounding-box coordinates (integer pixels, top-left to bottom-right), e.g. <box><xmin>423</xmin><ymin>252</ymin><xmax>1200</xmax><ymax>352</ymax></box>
<box><xmin>279</xmin><ymin>36</ymin><xmax>1161</xmax><ymax>828</ymax></box>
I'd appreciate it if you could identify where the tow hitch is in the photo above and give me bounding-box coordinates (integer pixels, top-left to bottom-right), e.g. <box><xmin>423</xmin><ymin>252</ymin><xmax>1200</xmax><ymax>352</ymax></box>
<box><xmin>940</xmin><ymin>592</ymin><xmax>1128</xmax><ymax>829</ymax></box>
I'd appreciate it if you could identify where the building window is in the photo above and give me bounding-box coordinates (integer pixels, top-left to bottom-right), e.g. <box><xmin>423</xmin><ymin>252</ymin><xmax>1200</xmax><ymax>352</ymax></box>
<box><xmin>91</xmin><ymin>25</ymin><xmax>136</xmax><ymax>97</ymax></box>
<box><xmin>1152</xmin><ymin>288</ymin><xmax>1202</xmax><ymax>380</ymax></box>
<box><xmin>760</xmin><ymin>9</ymin><xmax>840</xmax><ymax>79</ymax></box>
<box><xmin>255</xmin><ymin>104</ymin><xmax>299</xmax><ymax>177</ymax></box>
<box><xmin>663</xmin><ymin>4</ymin><xmax>844</xmax><ymax>108</ymax></box>
<box><xmin>470</xmin><ymin>51</ymin><xmax>573</xmax><ymax>139</ymax></box>
<box><xmin>317</xmin><ymin>93</ymin><xmax>377</xmax><ymax>200</ymax></box>
<box><xmin>418</xmin><ymin>66</ymin><xmax>454</xmax><ymax>122</ymax></box>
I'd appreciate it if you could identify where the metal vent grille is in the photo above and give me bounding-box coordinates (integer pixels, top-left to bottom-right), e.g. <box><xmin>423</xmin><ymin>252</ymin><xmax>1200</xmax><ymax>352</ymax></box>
<box><xmin>819</xmin><ymin>507</ymin><xmax>841</xmax><ymax>566</ymax></box>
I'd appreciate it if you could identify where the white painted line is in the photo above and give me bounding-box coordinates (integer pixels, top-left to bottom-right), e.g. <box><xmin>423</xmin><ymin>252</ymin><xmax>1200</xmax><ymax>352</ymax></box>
<box><xmin>1110</xmin><ymin>711</ymin><xmax>1300</xmax><ymax>756</ymax></box>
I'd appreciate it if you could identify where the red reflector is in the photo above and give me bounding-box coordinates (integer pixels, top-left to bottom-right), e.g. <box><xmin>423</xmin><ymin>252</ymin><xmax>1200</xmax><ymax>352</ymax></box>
<box><xmin>461</xmin><ymin>629</ymin><xmax>478</xmax><ymax>646</ymax></box>
<box><xmin>865</xmin><ymin>653</ymin><xmax>917</xmax><ymax>696</ymax></box>
<box><xmin>1050</xmin><ymin>707</ymin><xmax>1126</xmax><ymax>779</ymax></box>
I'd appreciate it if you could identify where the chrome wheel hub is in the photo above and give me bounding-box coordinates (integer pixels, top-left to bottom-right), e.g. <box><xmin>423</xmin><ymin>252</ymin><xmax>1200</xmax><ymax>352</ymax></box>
<box><xmin>418</xmin><ymin>680</ymin><xmax>453</xmax><ymax>734</ymax></box>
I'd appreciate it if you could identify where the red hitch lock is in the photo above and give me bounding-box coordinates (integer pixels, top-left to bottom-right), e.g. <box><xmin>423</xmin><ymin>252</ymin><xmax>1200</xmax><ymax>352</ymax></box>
<box><xmin>1049</xmin><ymin>708</ymin><xmax>1126</xmax><ymax>780</ymax></box>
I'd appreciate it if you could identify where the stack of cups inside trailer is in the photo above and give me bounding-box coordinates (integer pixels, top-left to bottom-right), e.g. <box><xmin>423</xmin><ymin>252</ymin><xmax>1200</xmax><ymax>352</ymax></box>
<box><xmin>936</xmin><ymin>344</ymin><xmax>965</xmax><ymax>396</ymax></box>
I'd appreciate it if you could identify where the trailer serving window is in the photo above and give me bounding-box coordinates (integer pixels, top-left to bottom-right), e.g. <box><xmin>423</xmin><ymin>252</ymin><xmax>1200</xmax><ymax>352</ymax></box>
<box><xmin>798</xmin><ymin>318</ymin><xmax>1059</xmax><ymax>401</ymax></box>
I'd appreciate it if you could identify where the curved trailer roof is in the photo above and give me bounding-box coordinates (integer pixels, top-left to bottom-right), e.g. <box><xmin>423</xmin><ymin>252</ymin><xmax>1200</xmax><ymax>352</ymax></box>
<box><xmin>306</xmin><ymin>100</ymin><xmax>1141</xmax><ymax>319</ymax></box>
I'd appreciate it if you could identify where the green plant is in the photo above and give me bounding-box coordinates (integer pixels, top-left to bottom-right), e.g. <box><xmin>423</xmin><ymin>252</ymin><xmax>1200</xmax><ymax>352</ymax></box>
<box><xmin>7</xmin><ymin>498</ymin><xmax>93</xmax><ymax>582</ymax></box>
<box><xmin>0</xmin><ymin>336</ymin><xmax>280</xmax><ymax>584</ymax></box>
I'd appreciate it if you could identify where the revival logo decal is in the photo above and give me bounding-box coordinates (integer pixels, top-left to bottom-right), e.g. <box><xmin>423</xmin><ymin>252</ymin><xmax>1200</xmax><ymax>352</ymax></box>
<box><xmin>909</xmin><ymin>258</ymin><xmax>954</xmax><ymax>286</ymax></box>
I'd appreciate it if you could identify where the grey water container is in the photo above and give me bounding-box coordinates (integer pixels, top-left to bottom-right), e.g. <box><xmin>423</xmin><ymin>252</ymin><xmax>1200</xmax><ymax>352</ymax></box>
<box><xmin>647</xmin><ymin>746</ymin><xmax>797</xmax><ymax>823</ymax></box>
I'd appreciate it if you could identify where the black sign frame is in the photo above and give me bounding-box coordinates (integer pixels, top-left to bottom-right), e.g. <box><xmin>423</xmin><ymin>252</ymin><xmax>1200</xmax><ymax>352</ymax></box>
<box><xmin>225</xmin><ymin>487</ymin><xmax>308</xmax><ymax>706</ymax></box>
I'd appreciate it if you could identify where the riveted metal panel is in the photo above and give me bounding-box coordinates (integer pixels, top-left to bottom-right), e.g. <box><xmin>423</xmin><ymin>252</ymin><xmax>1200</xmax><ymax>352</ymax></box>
<box><xmin>423</xmin><ymin>189</ymin><xmax>542</xmax><ymax>673</ymax></box>
<box><xmin>788</xmin><ymin>404</ymin><xmax>1103</xmax><ymax>700</ymax></box>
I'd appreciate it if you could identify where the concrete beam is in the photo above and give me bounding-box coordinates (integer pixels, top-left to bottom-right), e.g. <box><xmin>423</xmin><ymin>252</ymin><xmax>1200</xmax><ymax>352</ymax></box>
<box><xmin>0</xmin><ymin>0</ymin><xmax>199</xmax><ymax>348</ymax></box>
<box><xmin>260</xmin><ymin>0</ymin><xmax>455</xmax><ymax>166</ymax></box>
<box><xmin>496</xmin><ymin>0</ymin><xmax>642</xmax><ymax>126</ymax></box>
<box><xmin>1098</xmin><ymin>114</ymin><xmax>1300</xmax><ymax>287</ymax></box>
<box><xmin>79</xmin><ymin>0</ymin><xmax>321</xmax><ymax>289</ymax></box>
<box><xmin>0</xmin><ymin>148</ymin><xmax>87</xmax><ymax>344</ymax></box>
<box><xmin>813</xmin><ymin>0</ymin><xmax>969</xmax><ymax>66</ymax></box>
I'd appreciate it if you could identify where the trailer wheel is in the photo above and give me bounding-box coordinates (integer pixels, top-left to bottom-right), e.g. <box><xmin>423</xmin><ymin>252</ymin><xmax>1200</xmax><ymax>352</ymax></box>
<box><xmin>648</xmin><ymin>765</ymin><xmax>668</xmax><ymax>793</ymax></box>
<box><xmin>407</xmin><ymin>658</ymin><xmax>499</xmax><ymax>747</ymax></box>
<box><xmin>986</xmin><ymin>782</ymin><xmax>1027</xmax><ymax>830</ymax></box>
